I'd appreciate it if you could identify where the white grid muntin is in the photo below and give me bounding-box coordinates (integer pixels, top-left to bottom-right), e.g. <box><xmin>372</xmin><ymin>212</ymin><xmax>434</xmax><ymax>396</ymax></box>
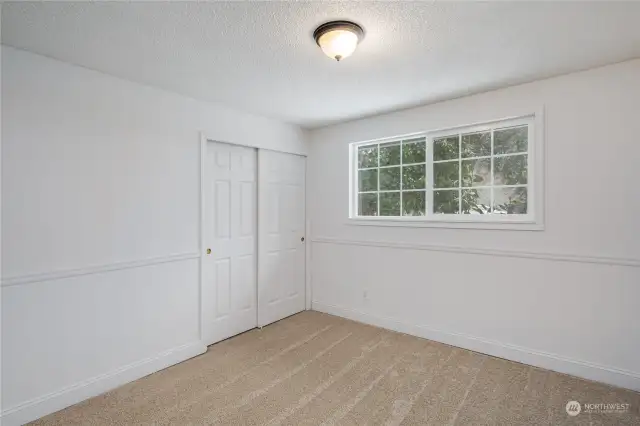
<box><xmin>348</xmin><ymin>114</ymin><xmax>540</xmax><ymax>228</ymax></box>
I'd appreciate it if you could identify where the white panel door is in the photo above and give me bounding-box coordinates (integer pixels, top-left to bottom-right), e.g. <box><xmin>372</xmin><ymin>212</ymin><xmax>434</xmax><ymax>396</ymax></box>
<box><xmin>202</xmin><ymin>142</ymin><xmax>257</xmax><ymax>345</ymax></box>
<box><xmin>258</xmin><ymin>150</ymin><xmax>306</xmax><ymax>327</ymax></box>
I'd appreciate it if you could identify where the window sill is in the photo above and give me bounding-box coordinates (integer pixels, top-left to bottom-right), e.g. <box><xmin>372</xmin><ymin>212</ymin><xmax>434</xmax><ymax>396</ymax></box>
<box><xmin>347</xmin><ymin>216</ymin><xmax>544</xmax><ymax>231</ymax></box>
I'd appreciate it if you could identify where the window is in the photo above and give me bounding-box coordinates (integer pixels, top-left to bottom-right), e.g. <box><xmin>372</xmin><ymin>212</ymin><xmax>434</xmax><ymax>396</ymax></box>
<box><xmin>349</xmin><ymin>115</ymin><xmax>540</xmax><ymax>228</ymax></box>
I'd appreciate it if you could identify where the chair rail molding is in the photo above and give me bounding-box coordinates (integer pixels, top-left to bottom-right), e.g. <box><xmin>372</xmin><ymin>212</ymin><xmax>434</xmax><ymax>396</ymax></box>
<box><xmin>311</xmin><ymin>237</ymin><xmax>640</xmax><ymax>268</ymax></box>
<box><xmin>1</xmin><ymin>252</ymin><xmax>200</xmax><ymax>287</ymax></box>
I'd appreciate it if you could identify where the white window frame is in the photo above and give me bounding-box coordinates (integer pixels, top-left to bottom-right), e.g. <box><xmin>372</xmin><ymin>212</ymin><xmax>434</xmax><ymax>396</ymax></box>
<box><xmin>348</xmin><ymin>113</ymin><xmax>544</xmax><ymax>230</ymax></box>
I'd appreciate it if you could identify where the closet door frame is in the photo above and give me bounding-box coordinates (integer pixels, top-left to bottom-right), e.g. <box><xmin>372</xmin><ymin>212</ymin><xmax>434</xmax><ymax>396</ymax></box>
<box><xmin>199</xmin><ymin>133</ymin><xmax>310</xmax><ymax>343</ymax></box>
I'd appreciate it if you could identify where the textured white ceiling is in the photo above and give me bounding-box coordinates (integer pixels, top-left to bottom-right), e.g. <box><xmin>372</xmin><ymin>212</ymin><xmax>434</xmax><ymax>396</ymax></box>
<box><xmin>3</xmin><ymin>1</ymin><xmax>640</xmax><ymax>128</ymax></box>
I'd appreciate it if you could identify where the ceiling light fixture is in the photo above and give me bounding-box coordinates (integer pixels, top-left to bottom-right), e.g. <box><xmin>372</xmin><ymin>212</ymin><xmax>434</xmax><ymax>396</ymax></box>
<box><xmin>313</xmin><ymin>20</ymin><xmax>364</xmax><ymax>62</ymax></box>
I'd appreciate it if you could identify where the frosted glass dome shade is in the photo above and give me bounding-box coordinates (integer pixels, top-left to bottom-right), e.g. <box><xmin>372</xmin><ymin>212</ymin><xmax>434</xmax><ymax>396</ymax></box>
<box><xmin>313</xmin><ymin>21</ymin><xmax>364</xmax><ymax>61</ymax></box>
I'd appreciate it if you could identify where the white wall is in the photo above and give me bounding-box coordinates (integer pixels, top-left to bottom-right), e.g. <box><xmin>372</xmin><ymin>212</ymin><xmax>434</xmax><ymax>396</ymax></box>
<box><xmin>307</xmin><ymin>59</ymin><xmax>640</xmax><ymax>391</ymax></box>
<box><xmin>0</xmin><ymin>11</ymin><xmax>4</xmax><ymax>421</ymax></box>
<box><xmin>1</xmin><ymin>46</ymin><xmax>306</xmax><ymax>425</ymax></box>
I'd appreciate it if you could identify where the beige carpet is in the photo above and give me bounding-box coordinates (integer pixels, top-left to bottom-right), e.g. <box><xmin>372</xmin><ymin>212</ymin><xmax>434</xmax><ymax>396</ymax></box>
<box><xmin>32</xmin><ymin>311</ymin><xmax>639</xmax><ymax>425</ymax></box>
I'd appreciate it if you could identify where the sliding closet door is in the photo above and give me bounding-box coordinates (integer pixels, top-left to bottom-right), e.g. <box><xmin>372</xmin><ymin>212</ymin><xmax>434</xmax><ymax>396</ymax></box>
<box><xmin>258</xmin><ymin>150</ymin><xmax>306</xmax><ymax>327</ymax></box>
<box><xmin>202</xmin><ymin>142</ymin><xmax>257</xmax><ymax>345</ymax></box>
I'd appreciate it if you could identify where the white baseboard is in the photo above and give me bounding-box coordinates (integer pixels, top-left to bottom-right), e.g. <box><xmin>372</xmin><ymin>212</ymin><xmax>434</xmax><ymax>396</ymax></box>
<box><xmin>1</xmin><ymin>341</ymin><xmax>207</xmax><ymax>426</ymax></box>
<box><xmin>313</xmin><ymin>301</ymin><xmax>640</xmax><ymax>392</ymax></box>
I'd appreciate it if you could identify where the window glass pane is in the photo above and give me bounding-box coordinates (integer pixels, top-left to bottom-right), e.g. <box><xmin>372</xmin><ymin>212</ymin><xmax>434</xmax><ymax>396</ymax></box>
<box><xmin>379</xmin><ymin>166</ymin><xmax>401</xmax><ymax>190</ymax></box>
<box><xmin>379</xmin><ymin>142</ymin><xmax>400</xmax><ymax>166</ymax></box>
<box><xmin>379</xmin><ymin>192</ymin><xmax>400</xmax><ymax>216</ymax></box>
<box><xmin>494</xmin><ymin>155</ymin><xmax>527</xmax><ymax>185</ymax></box>
<box><xmin>402</xmin><ymin>191</ymin><xmax>426</xmax><ymax>216</ymax></box>
<box><xmin>493</xmin><ymin>187</ymin><xmax>527</xmax><ymax>214</ymax></box>
<box><xmin>402</xmin><ymin>139</ymin><xmax>426</xmax><ymax>164</ymax></box>
<box><xmin>358</xmin><ymin>169</ymin><xmax>378</xmax><ymax>192</ymax></box>
<box><xmin>433</xmin><ymin>136</ymin><xmax>459</xmax><ymax>161</ymax></box>
<box><xmin>358</xmin><ymin>145</ymin><xmax>378</xmax><ymax>168</ymax></box>
<box><xmin>433</xmin><ymin>161</ymin><xmax>459</xmax><ymax>189</ymax></box>
<box><xmin>461</xmin><ymin>132</ymin><xmax>490</xmax><ymax>158</ymax></box>
<box><xmin>461</xmin><ymin>188</ymin><xmax>491</xmax><ymax>214</ymax></box>
<box><xmin>434</xmin><ymin>190</ymin><xmax>460</xmax><ymax>214</ymax></box>
<box><xmin>352</xmin><ymin>120</ymin><xmax>532</xmax><ymax>220</ymax></box>
<box><xmin>494</xmin><ymin>126</ymin><xmax>527</xmax><ymax>155</ymax></box>
<box><xmin>358</xmin><ymin>193</ymin><xmax>378</xmax><ymax>216</ymax></box>
<box><xmin>461</xmin><ymin>158</ymin><xmax>491</xmax><ymax>187</ymax></box>
<box><xmin>402</xmin><ymin>164</ymin><xmax>426</xmax><ymax>190</ymax></box>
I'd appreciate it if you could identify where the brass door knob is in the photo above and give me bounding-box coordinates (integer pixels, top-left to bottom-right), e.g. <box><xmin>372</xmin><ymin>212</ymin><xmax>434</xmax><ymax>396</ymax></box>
<box><xmin>206</xmin><ymin>248</ymin><xmax>211</xmax><ymax>255</ymax></box>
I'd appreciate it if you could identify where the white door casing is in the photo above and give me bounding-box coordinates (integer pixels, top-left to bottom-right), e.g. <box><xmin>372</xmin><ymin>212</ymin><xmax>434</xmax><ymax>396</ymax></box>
<box><xmin>258</xmin><ymin>150</ymin><xmax>306</xmax><ymax>327</ymax></box>
<box><xmin>202</xmin><ymin>142</ymin><xmax>257</xmax><ymax>345</ymax></box>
